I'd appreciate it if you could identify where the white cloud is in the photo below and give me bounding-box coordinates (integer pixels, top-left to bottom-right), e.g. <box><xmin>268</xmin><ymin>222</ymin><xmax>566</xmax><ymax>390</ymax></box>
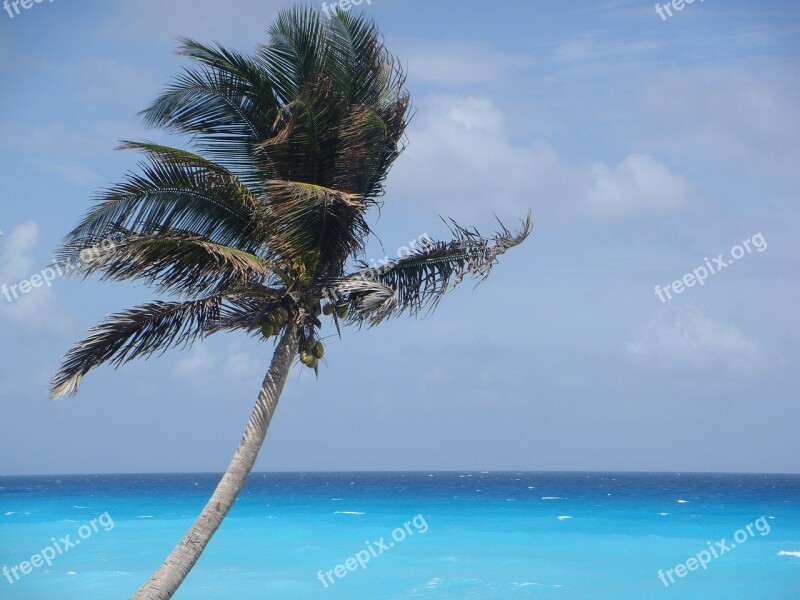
<box><xmin>389</xmin><ymin>94</ymin><xmax>691</xmax><ymax>220</ymax></box>
<box><xmin>0</xmin><ymin>222</ymin><xmax>73</xmax><ymax>334</ymax></box>
<box><xmin>0</xmin><ymin>222</ymin><xmax>38</xmax><ymax>281</ymax></box>
<box><xmin>389</xmin><ymin>95</ymin><xmax>550</xmax><ymax>219</ymax></box>
<box><xmin>584</xmin><ymin>153</ymin><xmax>689</xmax><ymax>218</ymax></box>
<box><xmin>625</xmin><ymin>305</ymin><xmax>763</xmax><ymax>374</ymax></box>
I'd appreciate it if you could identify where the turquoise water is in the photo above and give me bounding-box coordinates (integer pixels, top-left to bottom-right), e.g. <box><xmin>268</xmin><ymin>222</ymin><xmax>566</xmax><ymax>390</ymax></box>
<box><xmin>1</xmin><ymin>472</ymin><xmax>798</xmax><ymax>599</ymax></box>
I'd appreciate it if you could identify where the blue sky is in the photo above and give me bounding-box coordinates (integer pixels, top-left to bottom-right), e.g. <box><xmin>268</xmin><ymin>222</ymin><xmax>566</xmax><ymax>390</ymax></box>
<box><xmin>0</xmin><ymin>0</ymin><xmax>798</xmax><ymax>475</ymax></box>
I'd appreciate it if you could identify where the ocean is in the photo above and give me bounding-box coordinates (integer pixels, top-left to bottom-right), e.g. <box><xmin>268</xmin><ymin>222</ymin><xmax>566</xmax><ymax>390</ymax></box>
<box><xmin>1</xmin><ymin>472</ymin><xmax>798</xmax><ymax>599</ymax></box>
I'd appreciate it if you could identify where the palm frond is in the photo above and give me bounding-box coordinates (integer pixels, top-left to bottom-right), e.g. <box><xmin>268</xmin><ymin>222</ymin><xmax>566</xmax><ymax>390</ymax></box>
<box><xmin>258</xmin><ymin>7</ymin><xmax>329</xmax><ymax>106</ymax></box>
<box><xmin>334</xmin><ymin>212</ymin><xmax>532</xmax><ymax>323</ymax></box>
<box><xmin>327</xmin><ymin>10</ymin><xmax>411</xmax><ymax>197</ymax></box>
<box><xmin>64</xmin><ymin>157</ymin><xmax>268</xmax><ymax>255</ymax></box>
<box><xmin>330</xmin><ymin>279</ymin><xmax>397</xmax><ymax>326</ymax></box>
<box><xmin>327</xmin><ymin>11</ymin><xmax>405</xmax><ymax>106</ymax></box>
<box><xmin>258</xmin><ymin>89</ymin><xmax>336</xmax><ymax>185</ymax></box>
<box><xmin>62</xmin><ymin>229</ymin><xmax>274</xmax><ymax>297</ymax></box>
<box><xmin>50</xmin><ymin>295</ymin><xmax>226</xmax><ymax>399</ymax></box>
<box><xmin>263</xmin><ymin>179</ymin><xmax>370</xmax><ymax>276</ymax></box>
<box><xmin>116</xmin><ymin>140</ymin><xmax>221</xmax><ymax>170</ymax></box>
<box><xmin>332</xmin><ymin>100</ymin><xmax>410</xmax><ymax>198</ymax></box>
<box><xmin>139</xmin><ymin>38</ymin><xmax>279</xmax><ymax>184</ymax></box>
<box><xmin>212</xmin><ymin>291</ymin><xmax>288</xmax><ymax>334</ymax></box>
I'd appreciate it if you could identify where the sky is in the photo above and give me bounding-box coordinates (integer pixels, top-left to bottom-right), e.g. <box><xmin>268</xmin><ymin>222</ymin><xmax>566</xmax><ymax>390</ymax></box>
<box><xmin>0</xmin><ymin>0</ymin><xmax>798</xmax><ymax>476</ymax></box>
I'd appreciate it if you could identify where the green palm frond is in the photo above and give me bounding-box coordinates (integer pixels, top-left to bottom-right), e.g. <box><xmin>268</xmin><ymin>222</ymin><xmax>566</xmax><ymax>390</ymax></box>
<box><xmin>140</xmin><ymin>38</ymin><xmax>279</xmax><ymax>184</ymax></box>
<box><xmin>50</xmin><ymin>295</ymin><xmax>226</xmax><ymax>399</ymax></box>
<box><xmin>64</xmin><ymin>157</ymin><xmax>268</xmax><ymax>254</ymax></box>
<box><xmin>259</xmin><ymin>7</ymin><xmax>329</xmax><ymax>105</ymax></box>
<box><xmin>259</xmin><ymin>89</ymin><xmax>334</xmax><ymax>185</ymax></box>
<box><xmin>327</xmin><ymin>11</ymin><xmax>406</xmax><ymax>106</ymax></box>
<box><xmin>257</xmin><ymin>9</ymin><xmax>410</xmax><ymax>195</ymax></box>
<box><xmin>332</xmin><ymin>100</ymin><xmax>409</xmax><ymax>198</ymax></box>
<box><xmin>328</xmin><ymin>12</ymin><xmax>412</xmax><ymax>196</ymax></box>
<box><xmin>263</xmin><ymin>179</ymin><xmax>370</xmax><ymax>276</ymax></box>
<box><xmin>63</xmin><ymin>229</ymin><xmax>274</xmax><ymax>297</ymax></box>
<box><xmin>334</xmin><ymin>212</ymin><xmax>532</xmax><ymax>323</ymax></box>
<box><xmin>212</xmin><ymin>291</ymin><xmax>288</xmax><ymax>335</ymax></box>
<box><xmin>116</xmin><ymin>140</ymin><xmax>222</xmax><ymax>170</ymax></box>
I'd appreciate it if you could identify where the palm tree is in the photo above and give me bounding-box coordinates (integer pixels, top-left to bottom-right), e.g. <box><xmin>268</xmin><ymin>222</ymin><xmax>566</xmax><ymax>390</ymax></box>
<box><xmin>51</xmin><ymin>7</ymin><xmax>530</xmax><ymax>599</ymax></box>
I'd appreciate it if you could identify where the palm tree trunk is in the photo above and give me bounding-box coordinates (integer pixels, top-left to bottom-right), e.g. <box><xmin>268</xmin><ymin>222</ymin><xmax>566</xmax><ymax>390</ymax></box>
<box><xmin>132</xmin><ymin>321</ymin><xmax>299</xmax><ymax>600</ymax></box>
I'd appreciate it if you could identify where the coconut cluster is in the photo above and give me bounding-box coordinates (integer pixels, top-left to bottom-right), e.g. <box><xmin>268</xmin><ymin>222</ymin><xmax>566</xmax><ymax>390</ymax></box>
<box><xmin>259</xmin><ymin>306</ymin><xmax>289</xmax><ymax>338</ymax></box>
<box><xmin>299</xmin><ymin>337</ymin><xmax>325</xmax><ymax>369</ymax></box>
<box><xmin>295</xmin><ymin>301</ymin><xmax>348</xmax><ymax>369</ymax></box>
<box><xmin>258</xmin><ymin>300</ymin><xmax>351</xmax><ymax>371</ymax></box>
<box><xmin>322</xmin><ymin>301</ymin><xmax>348</xmax><ymax>319</ymax></box>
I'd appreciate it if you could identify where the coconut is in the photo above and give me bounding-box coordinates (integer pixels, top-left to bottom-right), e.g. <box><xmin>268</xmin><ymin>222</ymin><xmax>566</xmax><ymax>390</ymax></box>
<box><xmin>261</xmin><ymin>323</ymin><xmax>274</xmax><ymax>337</ymax></box>
<box><xmin>335</xmin><ymin>305</ymin><xmax>348</xmax><ymax>318</ymax></box>
<box><xmin>322</xmin><ymin>303</ymin><xmax>334</xmax><ymax>316</ymax></box>
<box><xmin>299</xmin><ymin>273</ymin><xmax>312</xmax><ymax>288</ymax></box>
<box><xmin>299</xmin><ymin>350</ymin><xmax>314</xmax><ymax>365</ymax></box>
<box><xmin>303</xmin><ymin>338</ymin><xmax>315</xmax><ymax>352</ymax></box>
<box><xmin>312</xmin><ymin>342</ymin><xmax>324</xmax><ymax>359</ymax></box>
<box><xmin>276</xmin><ymin>307</ymin><xmax>289</xmax><ymax>323</ymax></box>
<box><xmin>309</xmin><ymin>357</ymin><xmax>318</xmax><ymax>369</ymax></box>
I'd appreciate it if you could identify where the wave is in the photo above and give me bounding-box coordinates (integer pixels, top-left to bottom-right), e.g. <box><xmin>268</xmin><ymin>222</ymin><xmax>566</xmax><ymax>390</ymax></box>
<box><xmin>778</xmin><ymin>551</ymin><xmax>800</xmax><ymax>559</ymax></box>
<box><xmin>541</xmin><ymin>496</ymin><xmax>562</xmax><ymax>500</ymax></box>
<box><xmin>334</xmin><ymin>511</ymin><xmax>365</xmax><ymax>515</ymax></box>
<box><xmin>557</xmin><ymin>515</ymin><xmax>572</xmax><ymax>520</ymax></box>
